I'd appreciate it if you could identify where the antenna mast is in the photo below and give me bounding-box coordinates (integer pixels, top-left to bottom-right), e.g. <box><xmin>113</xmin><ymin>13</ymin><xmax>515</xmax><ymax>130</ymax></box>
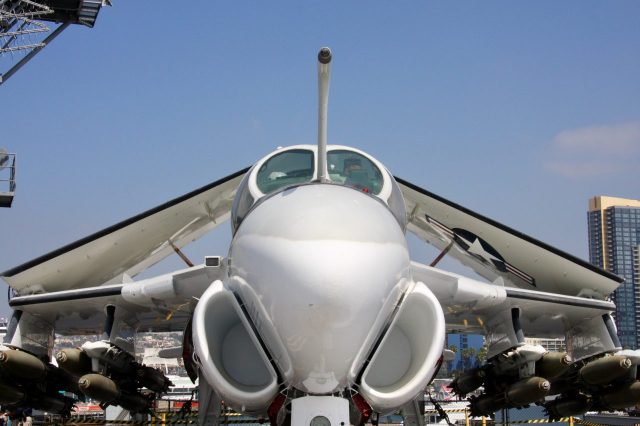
<box><xmin>316</xmin><ymin>47</ymin><xmax>332</xmax><ymax>182</ymax></box>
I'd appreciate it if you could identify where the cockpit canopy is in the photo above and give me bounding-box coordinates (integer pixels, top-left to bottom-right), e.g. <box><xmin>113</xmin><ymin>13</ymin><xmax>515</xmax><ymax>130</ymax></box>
<box><xmin>231</xmin><ymin>145</ymin><xmax>407</xmax><ymax>232</ymax></box>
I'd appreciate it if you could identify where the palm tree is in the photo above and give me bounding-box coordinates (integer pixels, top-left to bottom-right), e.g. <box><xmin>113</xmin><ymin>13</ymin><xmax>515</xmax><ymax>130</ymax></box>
<box><xmin>461</xmin><ymin>347</ymin><xmax>477</xmax><ymax>369</ymax></box>
<box><xmin>477</xmin><ymin>346</ymin><xmax>488</xmax><ymax>365</ymax></box>
<box><xmin>448</xmin><ymin>345</ymin><xmax>458</xmax><ymax>376</ymax></box>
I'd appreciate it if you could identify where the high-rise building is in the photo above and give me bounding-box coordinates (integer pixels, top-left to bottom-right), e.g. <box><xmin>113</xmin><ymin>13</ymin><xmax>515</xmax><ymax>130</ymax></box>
<box><xmin>588</xmin><ymin>196</ymin><xmax>640</xmax><ymax>349</ymax></box>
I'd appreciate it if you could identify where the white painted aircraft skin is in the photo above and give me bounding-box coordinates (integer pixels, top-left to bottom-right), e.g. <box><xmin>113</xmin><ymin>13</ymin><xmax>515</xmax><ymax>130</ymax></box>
<box><xmin>228</xmin><ymin>183</ymin><xmax>412</xmax><ymax>394</ymax></box>
<box><xmin>190</xmin><ymin>145</ymin><xmax>447</xmax><ymax>413</ymax></box>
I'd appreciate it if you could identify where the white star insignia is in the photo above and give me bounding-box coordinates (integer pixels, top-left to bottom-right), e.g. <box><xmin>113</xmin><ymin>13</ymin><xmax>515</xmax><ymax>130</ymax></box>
<box><xmin>458</xmin><ymin>235</ymin><xmax>502</xmax><ymax>265</ymax></box>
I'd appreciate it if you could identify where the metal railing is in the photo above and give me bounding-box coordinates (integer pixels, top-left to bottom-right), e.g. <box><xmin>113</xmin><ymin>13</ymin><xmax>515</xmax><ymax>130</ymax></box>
<box><xmin>0</xmin><ymin>151</ymin><xmax>16</xmax><ymax>193</ymax></box>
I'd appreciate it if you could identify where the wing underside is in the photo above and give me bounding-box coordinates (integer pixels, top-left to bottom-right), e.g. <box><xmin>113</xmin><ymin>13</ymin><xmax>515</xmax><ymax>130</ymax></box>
<box><xmin>412</xmin><ymin>262</ymin><xmax>618</xmax><ymax>361</ymax></box>
<box><xmin>6</xmin><ymin>261</ymin><xmax>225</xmax><ymax>341</ymax></box>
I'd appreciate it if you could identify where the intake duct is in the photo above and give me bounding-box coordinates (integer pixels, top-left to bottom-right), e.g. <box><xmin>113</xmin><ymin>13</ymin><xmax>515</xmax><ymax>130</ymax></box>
<box><xmin>192</xmin><ymin>280</ymin><xmax>279</xmax><ymax>413</ymax></box>
<box><xmin>358</xmin><ymin>281</ymin><xmax>445</xmax><ymax>412</ymax></box>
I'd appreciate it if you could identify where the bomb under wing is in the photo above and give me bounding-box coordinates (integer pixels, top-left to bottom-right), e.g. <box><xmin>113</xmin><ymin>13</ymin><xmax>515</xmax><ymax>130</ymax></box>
<box><xmin>580</xmin><ymin>355</ymin><xmax>632</xmax><ymax>385</ymax></box>
<box><xmin>0</xmin><ymin>348</ymin><xmax>45</xmax><ymax>380</ymax></box>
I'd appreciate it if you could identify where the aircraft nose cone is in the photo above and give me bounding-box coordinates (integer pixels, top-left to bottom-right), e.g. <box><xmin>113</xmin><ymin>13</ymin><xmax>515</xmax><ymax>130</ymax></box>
<box><xmin>229</xmin><ymin>184</ymin><xmax>411</xmax><ymax>393</ymax></box>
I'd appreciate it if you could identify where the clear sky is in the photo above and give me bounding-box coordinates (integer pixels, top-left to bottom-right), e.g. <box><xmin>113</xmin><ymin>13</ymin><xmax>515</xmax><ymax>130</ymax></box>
<box><xmin>1</xmin><ymin>1</ymin><xmax>639</xmax><ymax>317</ymax></box>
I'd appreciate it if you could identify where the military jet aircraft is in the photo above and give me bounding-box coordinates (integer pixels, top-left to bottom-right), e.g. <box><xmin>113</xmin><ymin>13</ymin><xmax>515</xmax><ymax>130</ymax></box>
<box><xmin>1</xmin><ymin>48</ymin><xmax>638</xmax><ymax>425</ymax></box>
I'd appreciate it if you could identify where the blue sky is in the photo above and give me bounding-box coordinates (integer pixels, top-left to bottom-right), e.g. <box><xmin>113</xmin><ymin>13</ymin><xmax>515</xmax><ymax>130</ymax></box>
<box><xmin>1</xmin><ymin>1</ymin><xmax>639</xmax><ymax>317</ymax></box>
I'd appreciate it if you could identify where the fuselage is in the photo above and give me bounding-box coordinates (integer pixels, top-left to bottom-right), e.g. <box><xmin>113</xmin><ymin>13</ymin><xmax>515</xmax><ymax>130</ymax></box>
<box><xmin>192</xmin><ymin>145</ymin><xmax>445</xmax><ymax>413</ymax></box>
<box><xmin>229</xmin><ymin>183</ymin><xmax>411</xmax><ymax>393</ymax></box>
<box><xmin>229</xmin><ymin>145</ymin><xmax>412</xmax><ymax>393</ymax></box>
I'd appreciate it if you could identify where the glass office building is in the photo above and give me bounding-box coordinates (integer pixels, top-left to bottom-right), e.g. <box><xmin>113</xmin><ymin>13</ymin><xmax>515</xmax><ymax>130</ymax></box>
<box><xmin>588</xmin><ymin>196</ymin><xmax>640</xmax><ymax>349</ymax></box>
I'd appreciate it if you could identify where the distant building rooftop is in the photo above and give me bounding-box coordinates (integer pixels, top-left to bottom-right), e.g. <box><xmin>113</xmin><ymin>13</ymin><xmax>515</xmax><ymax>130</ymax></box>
<box><xmin>589</xmin><ymin>195</ymin><xmax>640</xmax><ymax>212</ymax></box>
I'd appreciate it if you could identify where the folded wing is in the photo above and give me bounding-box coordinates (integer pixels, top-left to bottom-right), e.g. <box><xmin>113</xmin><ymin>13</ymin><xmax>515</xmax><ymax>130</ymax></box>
<box><xmin>2</xmin><ymin>168</ymin><xmax>248</xmax><ymax>295</ymax></box>
<box><xmin>397</xmin><ymin>177</ymin><xmax>622</xmax><ymax>299</ymax></box>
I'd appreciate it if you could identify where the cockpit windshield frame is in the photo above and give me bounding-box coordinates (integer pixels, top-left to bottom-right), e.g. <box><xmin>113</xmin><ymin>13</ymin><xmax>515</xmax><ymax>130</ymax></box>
<box><xmin>231</xmin><ymin>145</ymin><xmax>406</xmax><ymax>233</ymax></box>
